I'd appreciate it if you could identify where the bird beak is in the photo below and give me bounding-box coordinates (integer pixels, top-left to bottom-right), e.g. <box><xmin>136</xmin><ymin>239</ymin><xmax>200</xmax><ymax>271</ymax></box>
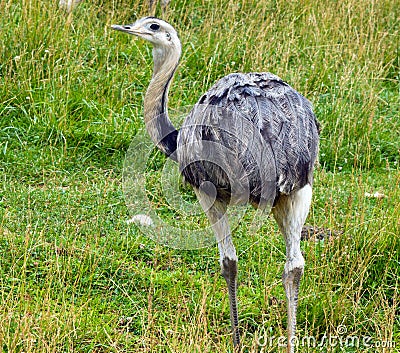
<box><xmin>111</xmin><ymin>24</ymin><xmax>147</xmax><ymax>37</ymax></box>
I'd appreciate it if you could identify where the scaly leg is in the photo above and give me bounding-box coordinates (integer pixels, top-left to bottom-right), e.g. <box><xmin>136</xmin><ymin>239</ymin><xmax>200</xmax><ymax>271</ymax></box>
<box><xmin>195</xmin><ymin>188</ymin><xmax>240</xmax><ymax>348</ymax></box>
<box><xmin>272</xmin><ymin>184</ymin><xmax>312</xmax><ymax>353</ymax></box>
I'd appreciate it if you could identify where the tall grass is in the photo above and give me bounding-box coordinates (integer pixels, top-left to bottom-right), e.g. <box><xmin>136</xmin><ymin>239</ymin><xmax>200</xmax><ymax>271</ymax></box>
<box><xmin>0</xmin><ymin>0</ymin><xmax>398</xmax><ymax>352</ymax></box>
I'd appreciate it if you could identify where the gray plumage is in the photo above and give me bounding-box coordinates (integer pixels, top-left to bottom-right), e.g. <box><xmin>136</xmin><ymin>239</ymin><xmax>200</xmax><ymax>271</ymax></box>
<box><xmin>112</xmin><ymin>17</ymin><xmax>319</xmax><ymax>353</ymax></box>
<box><xmin>179</xmin><ymin>72</ymin><xmax>319</xmax><ymax>209</ymax></box>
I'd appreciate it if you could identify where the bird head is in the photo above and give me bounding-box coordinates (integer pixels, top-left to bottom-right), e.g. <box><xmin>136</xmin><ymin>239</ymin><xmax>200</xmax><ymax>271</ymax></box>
<box><xmin>111</xmin><ymin>17</ymin><xmax>179</xmax><ymax>49</ymax></box>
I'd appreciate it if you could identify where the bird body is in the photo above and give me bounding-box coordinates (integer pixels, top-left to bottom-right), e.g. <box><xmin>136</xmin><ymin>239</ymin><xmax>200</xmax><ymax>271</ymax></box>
<box><xmin>179</xmin><ymin>72</ymin><xmax>319</xmax><ymax>209</ymax></box>
<box><xmin>112</xmin><ymin>17</ymin><xmax>319</xmax><ymax>353</ymax></box>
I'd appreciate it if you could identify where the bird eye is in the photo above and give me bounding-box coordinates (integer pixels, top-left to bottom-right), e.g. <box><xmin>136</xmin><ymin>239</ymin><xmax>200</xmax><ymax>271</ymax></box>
<box><xmin>149</xmin><ymin>23</ymin><xmax>160</xmax><ymax>31</ymax></box>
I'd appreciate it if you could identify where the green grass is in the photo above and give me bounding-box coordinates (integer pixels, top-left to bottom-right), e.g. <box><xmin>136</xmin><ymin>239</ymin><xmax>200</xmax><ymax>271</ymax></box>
<box><xmin>0</xmin><ymin>0</ymin><xmax>399</xmax><ymax>352</ymax></box>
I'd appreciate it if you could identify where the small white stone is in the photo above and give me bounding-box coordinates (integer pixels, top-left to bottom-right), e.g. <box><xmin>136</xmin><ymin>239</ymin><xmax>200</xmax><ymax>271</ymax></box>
<box><xmin>59</xmin><ymin>0</ymin><xmax>83</xmax><ymax>13</ymax></box>
<box><xmin>126</xmin><ymin>214</ymin><xmax>154</xmax><ymax>226</ymax></box>
<box><xmin>364</xmin><ymin>191</ymin><xmax>386</xmax><ymax>199</ymax></box>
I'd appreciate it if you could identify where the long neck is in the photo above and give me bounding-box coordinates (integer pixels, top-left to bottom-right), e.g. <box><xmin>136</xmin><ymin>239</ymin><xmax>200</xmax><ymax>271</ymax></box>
<box><xmin>144</xmin><ymin>44</ymin><xmax>181</xmax><ymax>161</ymax></box>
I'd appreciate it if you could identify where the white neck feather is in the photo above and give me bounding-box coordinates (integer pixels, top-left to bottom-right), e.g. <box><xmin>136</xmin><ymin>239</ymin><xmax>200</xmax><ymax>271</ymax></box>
<box><xmin>143</xmin><ymin>41</ymin><xmax>181</xmax><ymax>157</ymax></box>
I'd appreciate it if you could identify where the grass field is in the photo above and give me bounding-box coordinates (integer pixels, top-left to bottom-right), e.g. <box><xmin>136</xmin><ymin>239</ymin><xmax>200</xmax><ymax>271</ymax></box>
<box><xmin>0</xmin><ymin>0</ymin><xmax>399</xmax><ymax>352</ymax></box>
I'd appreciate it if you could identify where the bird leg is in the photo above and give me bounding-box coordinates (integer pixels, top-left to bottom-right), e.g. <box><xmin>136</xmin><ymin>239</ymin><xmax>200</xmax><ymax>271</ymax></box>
<box><xmin>222</xmin><ymin>257</ymin><xmax>240</xmax><ymax>348</ymax></box>
<box><xmin>194</xmin><ymin>189</ymin><xmax>240</xmax><ymax>348</ymax></box>
<box><xmin>272</xmin><ymin>184</ymin><xmax>312</xmax><ymax>353</ymax></box>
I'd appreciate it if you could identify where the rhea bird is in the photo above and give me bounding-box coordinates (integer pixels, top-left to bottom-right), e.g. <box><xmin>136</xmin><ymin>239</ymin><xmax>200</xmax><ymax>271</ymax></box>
<box><xmin>112</xmin><ymin>17</ymin><xmax>319</xmax><ymax>352</ymax></box>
